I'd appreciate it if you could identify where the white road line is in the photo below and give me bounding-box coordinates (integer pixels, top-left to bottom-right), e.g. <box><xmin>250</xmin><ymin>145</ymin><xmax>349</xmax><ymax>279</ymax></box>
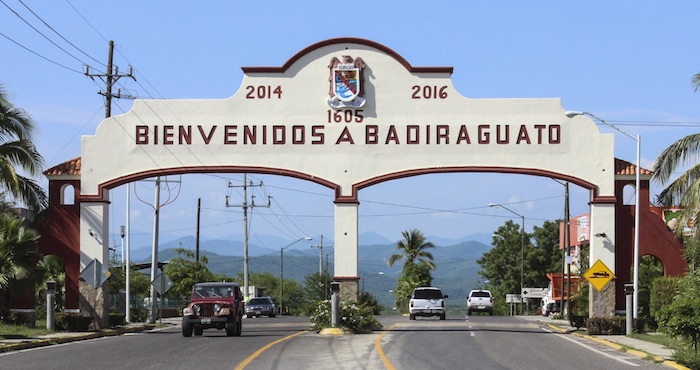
<box><xmin>540</xmin><ymin>328</ymin><xmax>639</xmax><ymax>367</ymax></box>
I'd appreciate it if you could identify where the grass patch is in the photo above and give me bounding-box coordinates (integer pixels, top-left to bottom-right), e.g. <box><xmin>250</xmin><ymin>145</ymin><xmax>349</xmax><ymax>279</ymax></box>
<box><xmin>628</xmin><ymin>332</ymin><xmax>683</xmax><ymax>349</ymax></box>
<box><xmin>0</xmin><ymin>320</ymin><xmax>53</xmax><ymax>339</ymax></box>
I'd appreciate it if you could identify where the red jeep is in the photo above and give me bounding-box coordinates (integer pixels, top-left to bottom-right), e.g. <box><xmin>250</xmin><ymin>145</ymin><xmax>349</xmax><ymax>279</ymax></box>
<box><xmin>182</xmin><ymin>282</ymin><xmax>244</xmax><ymax>337</ymax></box>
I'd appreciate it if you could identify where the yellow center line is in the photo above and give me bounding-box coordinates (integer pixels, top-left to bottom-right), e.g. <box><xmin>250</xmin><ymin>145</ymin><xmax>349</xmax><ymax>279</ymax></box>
<box><xmin>234</xmin><ymin>330</ymin><xmax>308</xmax><ymax>370</ymax></box>
<box><xmin>375</xmin><ymin>324</ymin><xmax>397</xmax><ymax>370</ymax></box>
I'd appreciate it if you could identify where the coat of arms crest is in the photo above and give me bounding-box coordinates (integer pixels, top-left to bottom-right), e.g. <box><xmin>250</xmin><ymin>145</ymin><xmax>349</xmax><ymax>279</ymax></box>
<box><xmin>328</xmin><ymin>56</ymin><xmax>366</xmax><ymax>109</ymax></box>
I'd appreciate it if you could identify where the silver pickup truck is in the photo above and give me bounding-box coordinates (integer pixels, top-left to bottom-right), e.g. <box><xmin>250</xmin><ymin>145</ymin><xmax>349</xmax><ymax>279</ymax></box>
<box><xmin>408</xmin><ymin>287</ymin><xmax>448</xmax><ymax>320</ymax></box>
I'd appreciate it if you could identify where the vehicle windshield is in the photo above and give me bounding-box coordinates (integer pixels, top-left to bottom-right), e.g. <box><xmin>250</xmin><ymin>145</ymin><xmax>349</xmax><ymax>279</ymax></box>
<box><xmin>193</xmin><ymin>285</ymin><xmax>235</xmax><ymax>298</ymax></box>
<box><xmin>248</xmin><ymin>298</ymin><xmax>271</xmax><ymax>305</ymax></box>
<box><xmin>413</xmin><ymin>290</ymin><xmax>443</xmax><ymax>299</ymax></box>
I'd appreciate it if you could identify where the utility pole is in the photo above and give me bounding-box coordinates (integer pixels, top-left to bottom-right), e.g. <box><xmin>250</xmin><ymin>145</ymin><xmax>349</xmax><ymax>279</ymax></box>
<box><xmin>196</xmin><ymin>198</ymin><xmax>201</xmax><ymax>262</ymax></box>
<box><xmin>85</xmin><ymin>40</ymin><xmax>135</xmax><ymax>118</ymax></box>
<box><xmin>226</xmin><ymin>174</ymin><xmax>270</xmax><ymax>301</ymax></box>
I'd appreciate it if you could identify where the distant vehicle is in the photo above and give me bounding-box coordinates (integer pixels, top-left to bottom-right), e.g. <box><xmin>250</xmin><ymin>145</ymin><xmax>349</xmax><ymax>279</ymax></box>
<box><xmin>467</xmin><ymin>290</ymin><xmax>494</xmax><ymax>315</ymax></box>
<box><xmin>245</xmin><ymin>297</ymin><xmax>276</xmax><ymax>318</ymax></box>
<box><xmin>408</xmin><ymin>287</ymin><xmax>448</xmax><ymax>320</ymax></box>
<box><xmin>181</xmin><ymin>282</ymin><xmax>244</xmax><ymax>337</ymax></box>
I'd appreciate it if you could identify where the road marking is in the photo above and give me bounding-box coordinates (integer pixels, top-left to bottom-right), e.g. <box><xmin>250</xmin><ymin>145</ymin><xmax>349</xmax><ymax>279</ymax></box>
<box><xmin>375</xmin><ymin>324</ymin><xmax>397</xmax><ymax>370</ymax></box>
<box><xmin>540</xmin><ymin>328</ymin><xmax>639</xmax><ymax>367</ymax></box>
<box><xmin>234</xmin><ymin>330</ymin><xmax>307</xmax><ymax>370</ymax></box>
<box><xmin>470</xmin><ymin>331</ymin><xmax>475</xmax><ymax>337</ymax></box>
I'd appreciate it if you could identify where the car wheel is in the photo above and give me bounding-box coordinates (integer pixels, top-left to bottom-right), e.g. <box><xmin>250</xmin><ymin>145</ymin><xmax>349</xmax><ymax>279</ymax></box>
<box><xmin>235</xmin><ymin>316</ymin><xmax>242</xmax><ymax>336</ymax></box>
<box><xmin>467</xmin><ymin>309</ymin><xmax>472</xmax><ymax>316</ymax></box>
<box><xmin>440</xmin><ymin>313</ymin><xmax>446</xmax><ymax>320</ymax></box>
<box><xmin>246</xmin><ymin>314</ymin><xmax>252</xmax><ymax>319</ymax></box>
<box><xmin>409</xmin><ymin>314</ymin><xmax>415</xmax><ymax>320</ymax></box>
<box><xmin>182</xmin><ymin>318</ymin><xmax>193</xmax><ymax>337</ymax></box>
<box><xmin>194</xmin><ymin>327</ymin><xmax>203</xmax><ymax>336</ymax></box>
<box><xmin>225</xmin><ymin>320</ymin><xmax>238</xmax><ymax>337</ymax></box>
<box><xmin>269</xmin><ymin>313</ymin><xmax>276</xmax><ymax>318</ymax></box>
<box><xmin>488</xmin><ymin>311</ymin><xmax>493</xmax><ymax>316</ymax></box>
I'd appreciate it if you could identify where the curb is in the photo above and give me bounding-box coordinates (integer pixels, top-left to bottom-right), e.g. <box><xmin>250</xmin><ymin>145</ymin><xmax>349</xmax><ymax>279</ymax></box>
<box><xmin>545</xmin><ymin>324</ymin><xmax>690</xmax><ymax>370</ymax></box>
<box><xmin>0</xmin><ymin>324</ymin><xmax>156</xmax><ymax>353</ymax></box>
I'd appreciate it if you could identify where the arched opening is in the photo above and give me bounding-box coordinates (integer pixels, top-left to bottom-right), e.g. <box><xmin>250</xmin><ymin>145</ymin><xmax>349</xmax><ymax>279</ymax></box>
<box><xmin>61</xmin><ymin>184</ymin><xmax>75</xmax><ymax>206</ymax></box>
<box><xmin>622</xmin><ymin>183</ymin><xmax>636</xmax><ymax>206</ymax></box>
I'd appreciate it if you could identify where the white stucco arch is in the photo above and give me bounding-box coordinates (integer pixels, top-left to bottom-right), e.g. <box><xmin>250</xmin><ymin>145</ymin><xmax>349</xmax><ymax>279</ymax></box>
<box><xmin>79</xmin><ymin>38</ymin><xmax>616</xmax><ymax>310</ymax></box>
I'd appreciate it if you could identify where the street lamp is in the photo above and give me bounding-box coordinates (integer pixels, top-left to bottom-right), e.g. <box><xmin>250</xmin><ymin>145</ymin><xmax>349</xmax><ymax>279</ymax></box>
<box><xmin>280</xmin><ymin>236</ymin><xmax>312</xmax><ymax>315</ymax></box>
<box><xmin>565</xmin><ymin>110</ymin><xmax>641</xmax><ymax>318</ymax></box>
<box><xmin>489</xmin><ymin>203</ymin><xmax>526</xmax><ymax>301</ymax></box>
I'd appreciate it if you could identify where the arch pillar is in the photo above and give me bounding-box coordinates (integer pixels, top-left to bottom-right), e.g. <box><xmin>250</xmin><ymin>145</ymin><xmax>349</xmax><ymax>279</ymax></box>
<box><xmin>333</xmin><ymin>201</ymin><xmax>359</xmax><ymax>300</ymax></box>
<box><xmin>79</xmin><ymin>192</ymin><xmax>110</xmax><ymax>328</ymax></box>
<box><xmin>589</xmin><ymin>201</ymin><xmax>616</xmax><ymax>316</ymax></box>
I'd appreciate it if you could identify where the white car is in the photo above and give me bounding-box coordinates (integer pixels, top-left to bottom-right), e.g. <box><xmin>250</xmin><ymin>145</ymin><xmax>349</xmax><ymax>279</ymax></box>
<box><xmin>408</xmin><ymin>287</ymin><xmax>448</xmax><ymax>320</ymax></box>
<box><xmin>467</xmin><ymin>290</ymin><xmax>494</xmax><ymax>315</ymax></box>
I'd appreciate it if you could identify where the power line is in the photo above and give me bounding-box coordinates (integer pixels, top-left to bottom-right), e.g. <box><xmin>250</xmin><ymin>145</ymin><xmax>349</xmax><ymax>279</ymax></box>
<box><xmin>17</xmin><ymin>0</ymin><xmax>105</xmax><ymax>67</ymax></box>
<box><xmin>0</xmin><ymin>31</ymin><xmax>82</xmax><ymax>73</ymax></box>
<box><xmin>0</xmin><ymin>0</ymin><xmax>93</xmax><ymax>68</ymax></box>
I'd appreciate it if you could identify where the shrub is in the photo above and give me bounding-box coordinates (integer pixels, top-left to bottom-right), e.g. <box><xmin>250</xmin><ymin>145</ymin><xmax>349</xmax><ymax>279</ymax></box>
<box><xmin>650</xmin><ymin>276</ymin><xmax>682</xmax><ymax>318</ymax></box>
<box><xmin>672</xmin><ymin>344</ymin><xmax>700</xmax><ymax>370</ymax></box>
<box><xmin>55</xmin><ymin>313</ymin><xmax>93</xmax><ymax>331</ymax></box>
<box><xmin>586</xmin><ymin>317</ymin><xmax>625</xmax><ymax>335</ymax></box>
<box><xmin>109</xmin><ymin>313</ymin><xmax>126</xmax><ymax>328</ymax></box>
<box><xmin>309</xmin><ymin>299</ymin><xmax>382</xmax><ymax>334</ymax></box>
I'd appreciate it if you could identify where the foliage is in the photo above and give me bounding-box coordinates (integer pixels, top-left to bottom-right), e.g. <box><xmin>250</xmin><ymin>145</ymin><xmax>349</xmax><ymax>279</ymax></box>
<box><xmin>163</xmin><ymin>248</ymin><xmax>221</xmax><ymax>301</ymax></box>
<box><xmin>0</xmin><ymin>85</ymin><xmax>48</xmax><ymax>213</ymax></box>
<box><xmin>586</xmin><ymin>317</ymin><xmax>626</xmax><ymax>335</ymax></box>
<box><xmin>650</xmin><ymin>276</ymin><xmax>682</xmax><ymax>318</ymax></box>
<box><xmin>672</xmin><ymin>345</ymin><xmax>700</xmax><ymax>370</ymax></box>
<box><xmin>0</xmin><ymin>214</ymin><xmax>40</xmax><ymax>316</ymax></box>
<box><xmin>55</xmin><ymin>313</ymin><xmax>93</xmax><ymax>331</ymax></box>
<box><xmin>527</xmin><ymin>220</ymin><xmax>563</xmax><ymax>287</ymax></box>
<box><xmin>308</xmin><ymin>299</ymin><xmax>382</xmax><ymax>334</ymax></box>
<box><xmin>637</xmin><ymin>255</ymin><xmax>665</xmax><ymax>329</ymax></box>
<box><xmin>393</xmin><ymin>263</ymin><xmax>431</xmax><ymax>314</ymax></box>
<box><xmin>33</xmin><ymin>254</ymin><xmax>65</xmax><ymax>319</ymax></box>
<box><xmin>388</xmin><ymin>229</ymin><xmax>436</xmax><ymax>312</ymax></box>
<box><xmin>300</xmin><ymin>272</ymin><xmax>333</xmax><ymax>315</ymax></box>
<box><xmin>656</xmin><ymin>292</ymin><xmax>700</xmax><ymax>350</ymax></box>
<box><xmin>241</xmin><ymin>272</ymin><xmax>303</xmax><ymax>315</ymax></box>
<box><xmin>358</xmin><ymin>290</ymin><xmax>382</xmax><ymax>315</ymax></box>
<box><xmin>387</xmin><ymin>229</ymin><xmax>436</xmax><ymax>270</ymax></box>
<box><xmin>684</xmin><ymin>238</ymin><xmax>700</xmax><ymax>273</ymax></box>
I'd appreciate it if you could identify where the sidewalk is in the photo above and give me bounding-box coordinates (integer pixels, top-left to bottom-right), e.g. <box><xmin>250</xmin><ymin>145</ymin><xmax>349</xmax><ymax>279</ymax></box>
<box><xmin>0</xmin><ymin>317</ymin><xmax>179</xmax><ymax>352</ymax></box>
<box><xmin>516</xmin><ymin>315</ymin><xmax>687</xmax><ymax>369</ymax></box>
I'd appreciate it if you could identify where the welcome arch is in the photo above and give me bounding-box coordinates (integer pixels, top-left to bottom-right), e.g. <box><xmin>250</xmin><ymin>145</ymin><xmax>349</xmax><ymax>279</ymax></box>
<box><xmin>74</xmin><ymin>38</ymin><xmax>618</xmax><ymax>323</ymax></box>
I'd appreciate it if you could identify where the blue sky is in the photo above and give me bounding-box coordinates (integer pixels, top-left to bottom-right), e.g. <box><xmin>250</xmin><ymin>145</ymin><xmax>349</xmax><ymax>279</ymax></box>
<box><xmin>1</xmin><ymin>1</ymin><xmax>699</xmax><ymax>252</ymax></box>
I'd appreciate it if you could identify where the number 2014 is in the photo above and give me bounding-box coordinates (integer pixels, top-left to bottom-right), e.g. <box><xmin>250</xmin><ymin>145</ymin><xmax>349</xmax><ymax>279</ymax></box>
<box><xmin>246</xmin><ymin>85</ymin><xmax>282</xmax><ymax>99</ymax></box>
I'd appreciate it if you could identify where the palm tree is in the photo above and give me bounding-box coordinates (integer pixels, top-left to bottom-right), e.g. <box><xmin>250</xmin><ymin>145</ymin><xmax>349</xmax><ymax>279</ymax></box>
<box><xmin>387</xmin><ymin>229</ymin><xmax>436</xmax><ymax>270</ymax></box>
<box><xmin>0</xmin><ymin>213</ymin><xmax>41</xmax><ymax>314</ymax></box>
<box><xmin>0</xmin><ymin>84</ymin><xmax>48</xmax><ymax>213</ymax></box>
<box><xmin>652</xmin><ymin>76</ymin><xmax>700</xmax><ymax>238</ymax></box>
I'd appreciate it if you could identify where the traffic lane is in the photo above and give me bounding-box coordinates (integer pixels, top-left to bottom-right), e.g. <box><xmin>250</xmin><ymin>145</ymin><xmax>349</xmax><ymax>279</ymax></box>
<box><xmin>0</xmin><ymin>316</ymin><xmax>311</xmax><ymax>370</ymax></box>
<box><xmin>381</xmin><ymin>315</ymin><xmax>666</xmax><ymax>370</ymax></box>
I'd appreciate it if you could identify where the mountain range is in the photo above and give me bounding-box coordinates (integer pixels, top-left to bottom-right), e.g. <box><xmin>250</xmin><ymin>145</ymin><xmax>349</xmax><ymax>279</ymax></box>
<box><xmin>127</xmin><ymin>232</ymin><xmax>494</xmax><ymax>310</ymax></box>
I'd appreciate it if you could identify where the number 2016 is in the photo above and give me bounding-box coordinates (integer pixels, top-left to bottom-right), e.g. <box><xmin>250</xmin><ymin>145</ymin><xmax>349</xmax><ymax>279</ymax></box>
<box><xmin>246</xmin><ymin>85</ymin><xmax>282</xmax><ymax>99</ymax></box>
<box><xmin>411</xmin><ymin>85</ymin><xmax>448</xmax><ymax>99</ymax></box>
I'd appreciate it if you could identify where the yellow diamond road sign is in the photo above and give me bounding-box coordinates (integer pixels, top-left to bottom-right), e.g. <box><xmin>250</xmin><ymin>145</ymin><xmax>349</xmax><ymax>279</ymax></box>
<box><xmin>583</xmin><ymin>259</ymin><xmax>615</xmax><ymax>292</ymax></box>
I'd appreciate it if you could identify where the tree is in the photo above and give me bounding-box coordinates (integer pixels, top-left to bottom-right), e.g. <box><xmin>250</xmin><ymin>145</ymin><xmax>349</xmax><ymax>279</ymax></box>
<box><xmin>0</xmin><ymin>213</ymin><xmax>40</xmax><ymax>316</ymax></box>
<box><xmin>652</xmin><ymin>75</ymin><xmax>700</xmax><ymax>238</ymax></box>
<box><xmin>387</xmin><ymin>229</ymin><xmax>436</xmax><ymax>312</ymax></box>
<box><xmin>477</xmin><ymin>220</ymin><xmax>529</xmax><ymax>314</ymax></box>
<box><xmin>163</xmin><ymin>248</ymin><xmax>220</xmax><ymax>302</ymax></box>
<box><xmin>387</xmin><ymin>229</ymin><xmax>436</xmax><ymax>270</ymax></box>
<box><xmin>527</xmin><ymin>220</ymin><xmax>563</xmax><ymax>287</ymax></box>
<box><xmin>300</xmin><ymin>271</ymin><xmax>332</xmax><ymax>314</ymax></box>
<box><xmin>0</xmin><ymin>85</ymin><xmax>48</xmax><ymax>213</ymax></box>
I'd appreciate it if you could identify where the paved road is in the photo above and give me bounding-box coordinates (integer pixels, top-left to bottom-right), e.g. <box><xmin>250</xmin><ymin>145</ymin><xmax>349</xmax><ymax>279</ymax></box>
<box><xmin>0</xmin><ymin>315</ymin><xmax>677</xmax><ymax>369</ymax></box>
